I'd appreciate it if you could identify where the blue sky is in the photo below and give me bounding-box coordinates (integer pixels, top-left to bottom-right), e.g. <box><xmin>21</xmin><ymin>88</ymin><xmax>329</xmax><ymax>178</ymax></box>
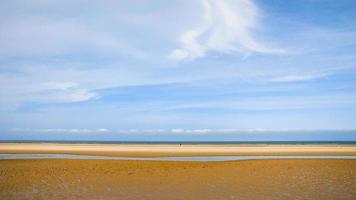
<box><xmin>0</xmin><ymin>0</ymin><xmax>356</xmax><ymax>141</ymax></box>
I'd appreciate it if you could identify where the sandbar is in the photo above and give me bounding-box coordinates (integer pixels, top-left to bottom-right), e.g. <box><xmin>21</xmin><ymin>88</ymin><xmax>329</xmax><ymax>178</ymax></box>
<box><xmin>1</xmin><ymin>143</ymin><xmax>356</xmax><ymax>157</ymax></box>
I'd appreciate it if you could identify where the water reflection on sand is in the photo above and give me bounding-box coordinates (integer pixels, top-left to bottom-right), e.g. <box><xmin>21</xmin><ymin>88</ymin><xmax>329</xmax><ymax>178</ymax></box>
<box><xmin>1</xmin><ymin>154</ymin><xmax>356</xmax><ymax>161</ymax></box>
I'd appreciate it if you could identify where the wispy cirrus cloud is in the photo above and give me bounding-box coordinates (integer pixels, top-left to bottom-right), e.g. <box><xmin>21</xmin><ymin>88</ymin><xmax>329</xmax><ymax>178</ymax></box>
<box><xmin>269</xmin><ymin>65</ymin><xmax>356</xmax><ymax>83</ymax></box>
<box><xmin>39</xmin><ymin>81</ymin><xmax>98</xmax><ymax>103</ymax></box>
<box><xmin>44</xmin><ymin>82</ymin><xmax>79</xmax><ymax>90</ymax></box>
<box><xmin>270</xmin><ymin>72</ymin><xmax>331</xmax><ymax>82</ymax></box>
<box><xmin>168</xmin><ymin>0</ymin><xmax>284</xmax><ymax>61</ymax></box>
<box><xmin>11</xmin><ymin>128</ymin><xmax>109</xmax><ymax>134</ymax></box>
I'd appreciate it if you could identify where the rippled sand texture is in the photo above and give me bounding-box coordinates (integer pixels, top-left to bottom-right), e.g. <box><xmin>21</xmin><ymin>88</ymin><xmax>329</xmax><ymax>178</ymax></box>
<box><xmin>0</xmin><ymin>159</ymin><xmax>355</xmax><ymax>200</ymax></box>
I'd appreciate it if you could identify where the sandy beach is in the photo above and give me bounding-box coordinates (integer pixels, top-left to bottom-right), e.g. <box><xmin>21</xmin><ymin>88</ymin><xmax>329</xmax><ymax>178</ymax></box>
<box><xmin>1</xmin><ymin>143</ymin><xmax>356</xmax><ymax>157</ymax></box>
<box><xmin>1</xmin><ymin>143</ymin><xmax>356</xmax><ymax>200</ymax></box>
<box><xmin>0</xmin><ymin>159</ymin><xmax>355</xmax><ymax>200</ymax></box>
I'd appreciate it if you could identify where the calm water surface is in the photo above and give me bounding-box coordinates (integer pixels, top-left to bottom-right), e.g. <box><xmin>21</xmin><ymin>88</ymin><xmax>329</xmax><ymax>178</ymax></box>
<box><xmin>1</xmin><ymin>154</ymin><xmax>356</xmax><ymax>161</ymax></box>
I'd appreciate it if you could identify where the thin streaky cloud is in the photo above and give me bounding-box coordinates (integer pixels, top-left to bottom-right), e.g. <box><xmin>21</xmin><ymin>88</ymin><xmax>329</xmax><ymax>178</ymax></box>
<box><xmin>11</xmin><ymin>128</ymin><xmax>109</xmax><ymax>134</ymax></box>
<box><xmin>44</xmin><ymin>82</ymin><xmax>78</xmax><ymax>90</ymax></box>
<box><xmin>41</xmin><ymin>82</ymin><xmax>99</xmax><ymax>103</ymax></box>
<box><xmin>270</xmin><ymin>73</ymin><xmax>330</xmax><ymax>82</ymax></box>
<box><xmin>270</xmin><ymin>65</ymin><xmax>356</xmax><ymax>82</ymax></box>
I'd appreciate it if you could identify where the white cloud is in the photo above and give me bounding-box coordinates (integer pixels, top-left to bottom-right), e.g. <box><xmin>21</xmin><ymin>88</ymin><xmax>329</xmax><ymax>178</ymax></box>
<box><xmin>115</xmin><ymin>129</ymin><xmax>166</xmax><ymax>134</ymax></box>
<box><xmin>171</xmin><ymin>128</ymin><xmax>185</xmax><ymax>133</ymax></box>
<box><xmin>168</xmin><ymin>0</ymin><xmax>284</xmax><ymax>61</ymax></box>
<box><xmin>11</xmin><ymin>128</ymin><xmax>109</xmax><ymax>134</ymax></box>
<box><xmin>11</xmin><ymin>128</ymin><xmax>356</xmax><ymax>135</ymax></box>
<box><xmin>171</xmin><ymin>128</ymin><xmax>213</xmax><ymax>134</ymax></box>
<box><xmin>0</xmin><ymin>79</ymin><xmax>98</xmax><ymax>111</ymax></box>
<box><xmin>167</xmin><ymin>49</ymin><xmax>190</xmax><ymax>60</ymax></box>
<box><xmin>65</xmin><ymin>89</ymin><xmax>98</xmax><ymax>102</ymax></box>
<box><xmin>270</xmin><ymin>73</ymin><xmax>329</xmax><ymax>82</ymax></box>
<box><xmin>189</xmin><ymin>129</ymin><xmax>212</xmax><ymax>134</ymax></box>
<box><xmin>41</xmin><ymin>81</ymin><xmax>98</xmax><ymax>103</ymax></box>
<box><xmin>44</xmin><ymin>81</ymin><xmax>78</xmax><ymax>90</ymax></box>
<box><xmin>161</xmin><ymin>93</ymin><xmax>356</xmax><ymax>111</ymax></box>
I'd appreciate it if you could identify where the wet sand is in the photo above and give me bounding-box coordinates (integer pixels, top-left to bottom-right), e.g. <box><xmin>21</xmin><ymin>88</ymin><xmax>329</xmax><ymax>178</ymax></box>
<box><xmin>1</xmin><ymin>143</ymin><xmax>356</xmax><ymax>157</ymax></box>
<box><xmin>0</xmin><ymin>159</ymin><xmax>356</xmax><ymax>200</ymax></box>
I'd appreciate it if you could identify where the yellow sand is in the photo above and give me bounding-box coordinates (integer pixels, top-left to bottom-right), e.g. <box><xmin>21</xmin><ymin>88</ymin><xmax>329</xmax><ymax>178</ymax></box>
<box><xmin>1</xmin><ymin>143</ymin><xmax>356</xmax><ymax>199</ymax></box>
<box><xmin>0</xmin><ymin>159</ymin><xmax>355</xmax><ymax>200</ymax></box>
<box><xmin>1</xmin><ymin>143</ymin><xmax>356</xmax><ymax>157</ymax></box>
